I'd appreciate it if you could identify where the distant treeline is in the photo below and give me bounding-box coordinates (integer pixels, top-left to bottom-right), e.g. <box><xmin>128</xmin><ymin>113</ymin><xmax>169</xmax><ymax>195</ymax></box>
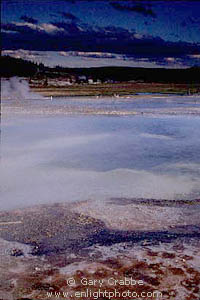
<box><xmin>1</xmin><ymin>55</ymin><xmax>200</xmax><ymax>83</ymax></box>
<box><xmin>66</xmin><ymin>66</ymin><xmax>200</xmax><ymax>84</ymax></box>
<box><xmin>1</xmin><ymin>56</ymin><xmax>40</xmax><ymax>77</ymax></box>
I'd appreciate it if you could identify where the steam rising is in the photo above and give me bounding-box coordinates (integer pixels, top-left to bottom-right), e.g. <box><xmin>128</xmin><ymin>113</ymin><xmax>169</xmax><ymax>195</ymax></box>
<box><xmin>1</xmin><ymin>77</ymin><xmax>44</xmax><ymax>100</ymax></box>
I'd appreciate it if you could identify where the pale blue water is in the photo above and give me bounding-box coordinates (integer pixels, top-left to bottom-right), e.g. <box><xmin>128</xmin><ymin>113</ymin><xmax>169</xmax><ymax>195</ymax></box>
<box><xmin>50</xmin><ymin>95</ymin><xmax>200</xmax><ymax>111</ymax></box>
<box><xmin>1</xmin><ymin>95</ymin><xmax>200</xmax><ymax>210</ymax></box>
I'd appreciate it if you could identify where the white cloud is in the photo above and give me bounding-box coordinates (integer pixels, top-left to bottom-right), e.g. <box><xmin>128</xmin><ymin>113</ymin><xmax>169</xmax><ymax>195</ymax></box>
<box><xmin>133</xmin><ymin>33</ymin><xmax>144</xmax><ymax>39</ymax></box>
<box><xmin>12</xmin><ymin>21</ymin><xmax>64</xmax><ymax>35</ymax></box>
<box><xmin>165</xmin><ymin>57</ymin><xmax>176</xmax><ymax>62</ymax></box>
<box><xmin>2</xmin><ymin>50</ymin><xmax>190</xmax><ymax>69</ymax></box>
<box><xmin>58</xmin><ymin>51</ymin><xmax>69</xmax><ymax>57</ymax></box>
<box><xmin>59</xmin><ymin>51</ymin><xmax>122</xmax><ymax>59</ymax></box>
<box><xmin>2</xmin><ymin>49</ymin><xmax>49</xmax><ymax>61</ymax></box>
<box><xmin>1</xmin><ymin>29</ymin><xmax>18</xmax><ymax>34</ymax></box>
<box><xmin>188</xmin><ymin>54</ymin><xmax>200</xmax><ymax>59</ymax></box>
<box><xmin>12</xmin><ymin>21</ymin><xmax>38</xmax><ymax>30</ymax></box>
<box><xmin>40</xmin><ymin>23</ymin><xmax>64</xmax><ymax>34</ymax></box>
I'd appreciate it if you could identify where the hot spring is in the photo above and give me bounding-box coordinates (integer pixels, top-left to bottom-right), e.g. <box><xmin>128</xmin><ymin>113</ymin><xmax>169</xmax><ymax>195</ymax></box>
<box><xmin>1</xmin><ymin>79</ymin><xmax>200</xmax><ymax>212</ymax></box>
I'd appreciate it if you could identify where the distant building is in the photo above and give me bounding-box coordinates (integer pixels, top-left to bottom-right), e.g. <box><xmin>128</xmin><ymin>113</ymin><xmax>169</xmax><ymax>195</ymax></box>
<box><xmin>88</xmin><ymin>77</ymin><xmax>101</xmax><ymax>84</ymax></box>
<box><xmin>96</xmin><ymin>79</ymin><xmax>102</xmax><ymax>84</ymax></box>
<box><xmin>47</xmin><ymin>77</ymin><xmax>72</xmax><ymax>86</ymax></box>
<box><xmin>105</xmin><ymin>79</ymin><xmax>114</xmax><ymax>83</ymax></box>
<box><xmin>77</xmin><ymin>75</ymin><xmax>87</xmax><ymax>84</ymax></box>
<box><xmin>88</xmin><ymin>78</ymin><xmax>94</xmax><ymax>84</ymax></box>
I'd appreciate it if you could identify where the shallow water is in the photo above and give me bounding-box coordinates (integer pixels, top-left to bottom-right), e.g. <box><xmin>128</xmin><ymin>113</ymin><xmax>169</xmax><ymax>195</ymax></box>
<box><xmin>49</xmin><ymin>94</ymin><xmax>200</xmax><ymax>112</ymax></box>
<box><xmin>2</xmin><ymin>94</ymin><xmax>200</xmax><ymax>115</ymax></box>
<box><xmin>1</xmin><ymin>95</ymin><xmax>200</xmax><ymax>211</ymax></box>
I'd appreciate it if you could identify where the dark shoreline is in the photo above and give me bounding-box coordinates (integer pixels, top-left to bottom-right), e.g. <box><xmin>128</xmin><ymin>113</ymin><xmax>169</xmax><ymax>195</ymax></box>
<box><xmin>1</xmin><ymin>200</ymin><xmax>200</xmax><ymax>256</ymax></box>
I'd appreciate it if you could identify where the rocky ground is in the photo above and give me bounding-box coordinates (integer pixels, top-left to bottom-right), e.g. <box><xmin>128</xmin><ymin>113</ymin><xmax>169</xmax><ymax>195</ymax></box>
<box><xmin>0</xmin><ymin>200</ymin><xmax>200</xmax><ymax>300</ymax></box>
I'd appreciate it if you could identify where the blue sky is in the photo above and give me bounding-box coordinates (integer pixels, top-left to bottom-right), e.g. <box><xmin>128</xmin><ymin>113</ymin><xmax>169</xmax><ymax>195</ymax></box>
<box><xmin>2</xmin><ymin>0</ymin><xmax>200</xmax><ymax>68</ymax></box>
